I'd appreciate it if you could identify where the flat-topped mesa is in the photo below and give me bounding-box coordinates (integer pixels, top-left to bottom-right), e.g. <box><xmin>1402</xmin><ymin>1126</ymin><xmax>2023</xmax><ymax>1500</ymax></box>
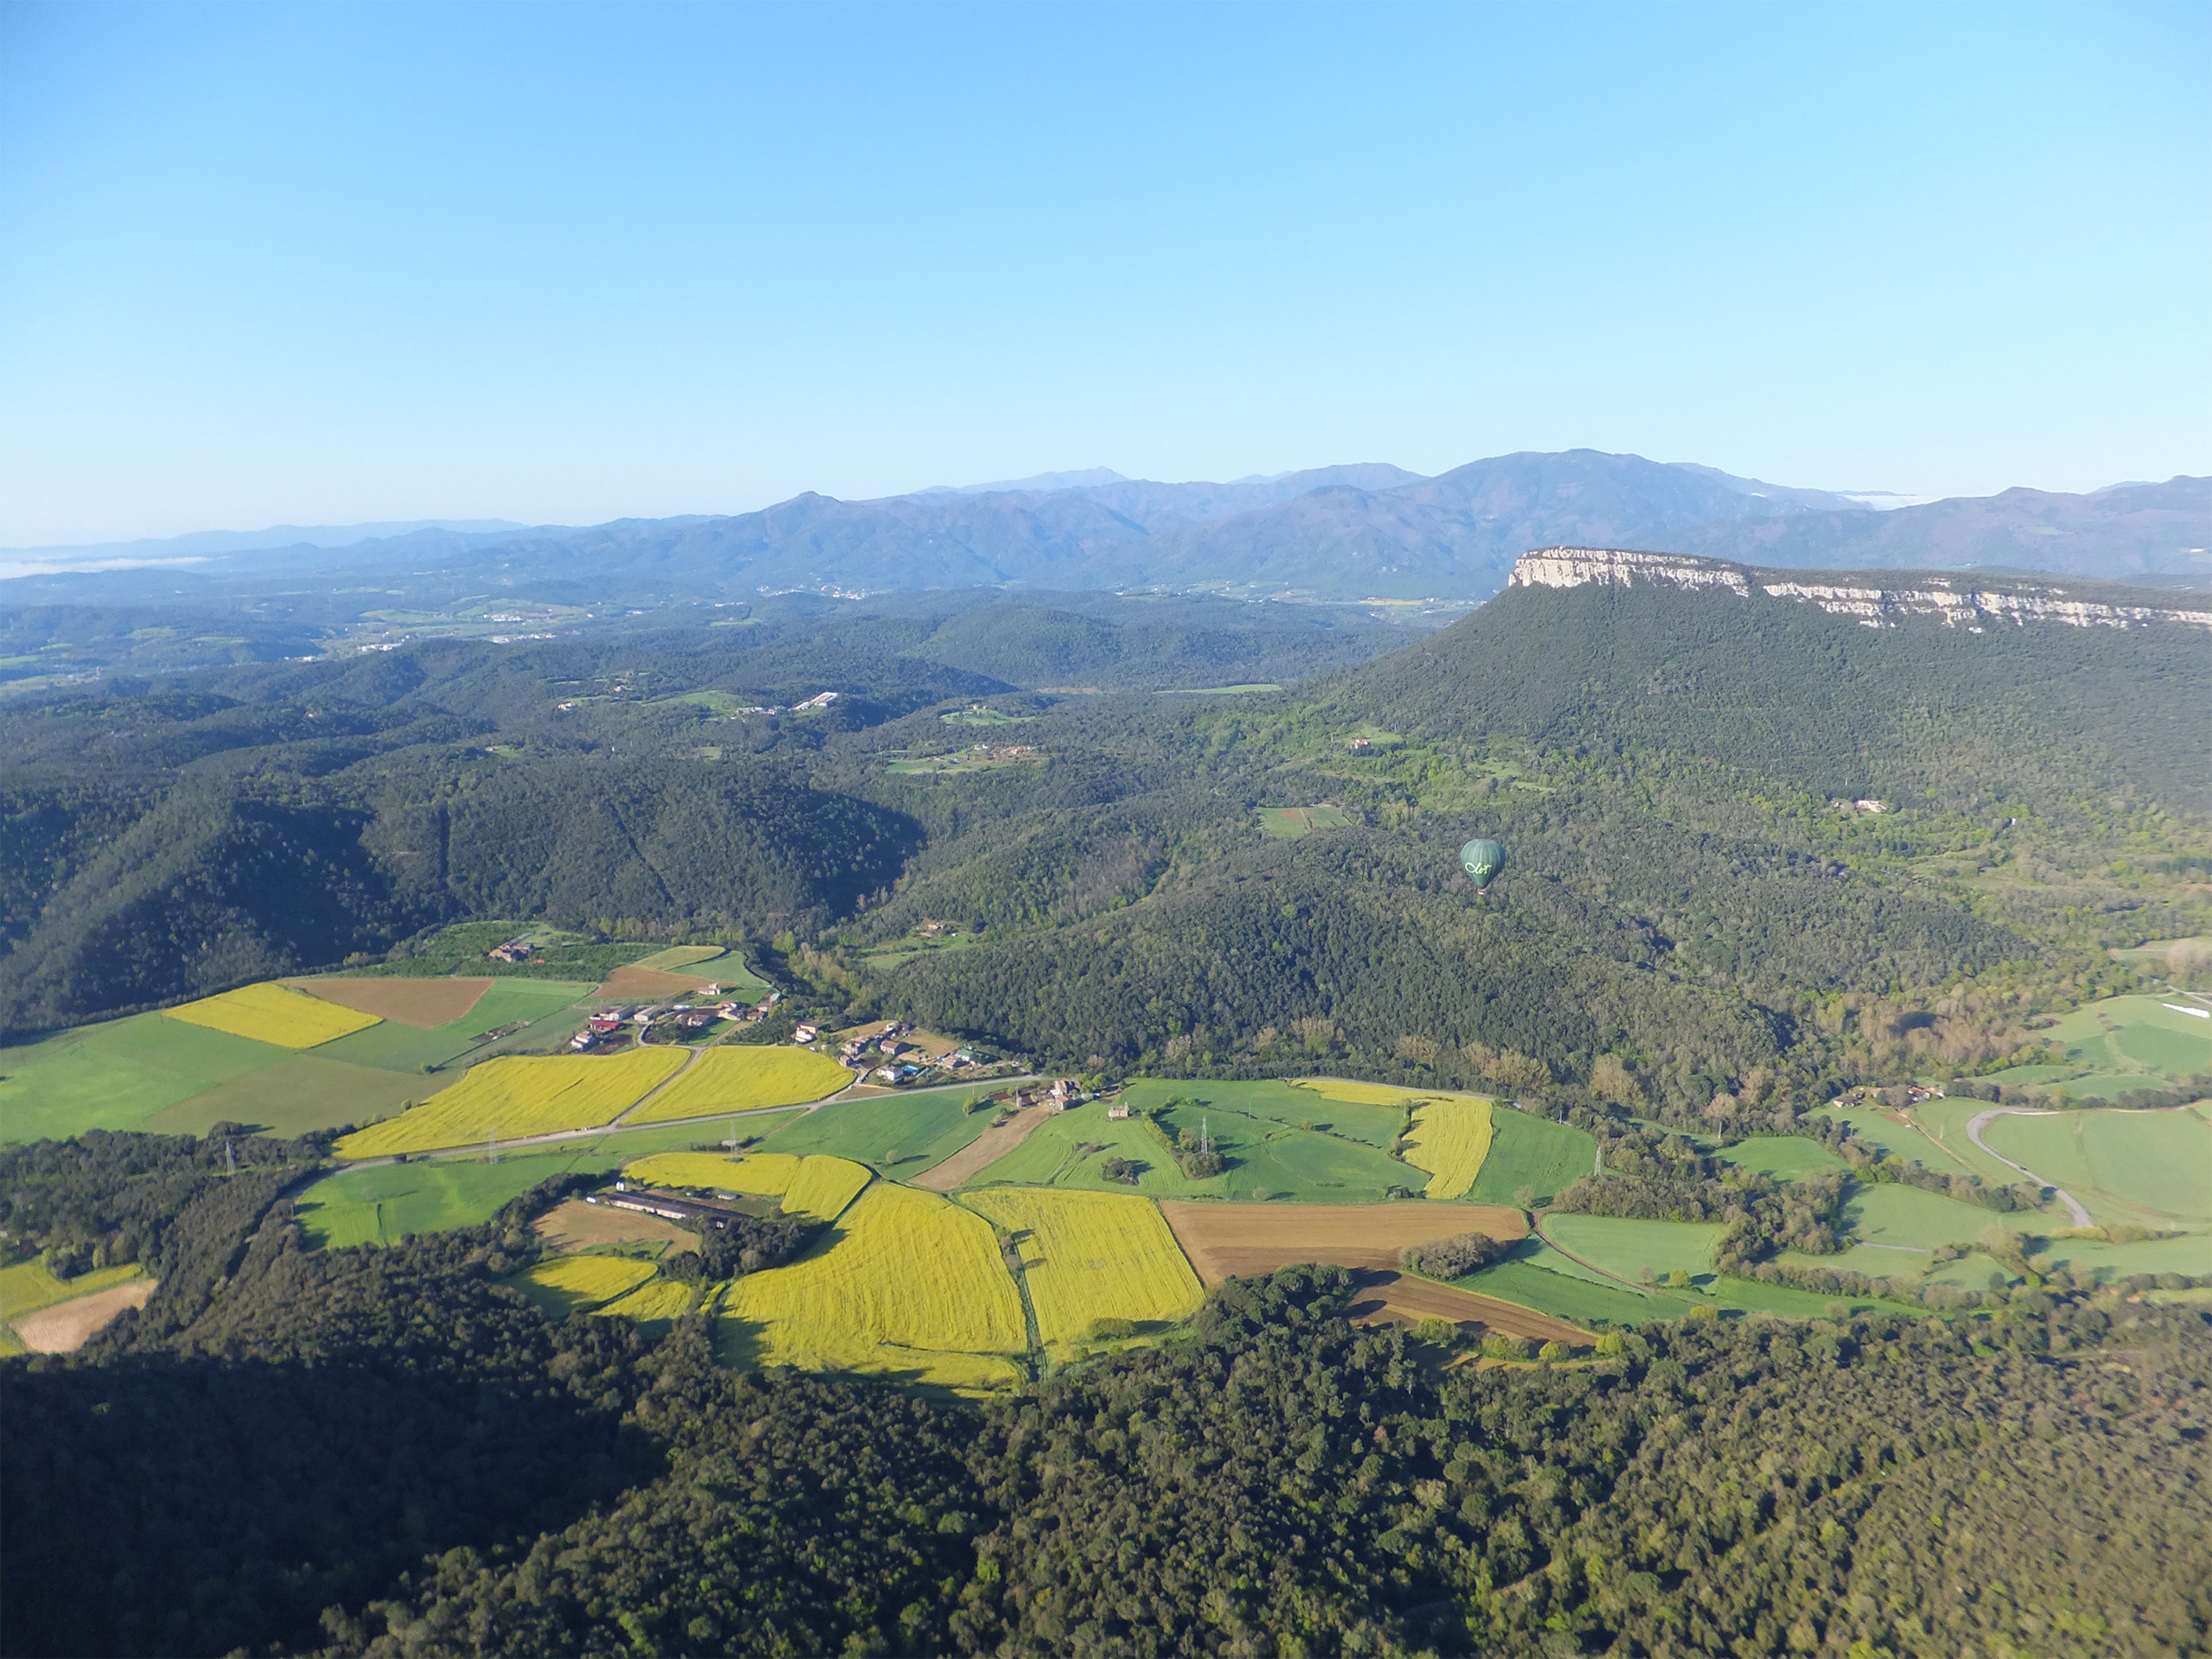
<box><xmin>1509</xmin><ymin>546</ymin><xmax>2212</xmax><ymax>632</ymax></box>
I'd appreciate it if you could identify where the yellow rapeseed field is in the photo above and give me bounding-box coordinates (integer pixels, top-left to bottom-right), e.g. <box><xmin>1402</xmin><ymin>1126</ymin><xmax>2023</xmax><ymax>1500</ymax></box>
<box><xmin>718</xmin><ymin>1180</ymin><xmax>1026</xmax><ymax>1393</ymax></box>
<box><xmin>594</xmin><ymin>1277</ymin><xmax>695</xmax><ymax>1325</ymax></box>
<box><xmin>1402</xmin><ymin>1097</ymin><xmax>1495</xmax><ymax>1200</ymax></box>
<box><xmin>334</xmin><ymin>1048</ymin><xmax>687</xmax><ymax>1158</ymax></box>
<box><xmin>622</xmin><ymin>1152</ymin><xmax>764</xmax><ymax>1192</ymax></box>
<box><xmin>164</xmin><ymin>981</ymin><xmax>380</xmax><ymax>1048</ymax></box>
<box><xmin>622</xmin><ymin>1046</ymin><xmax>852</xmax><ymax>1125</ymax></box>
<box><xmin>510</xmin><ymin>1254</ymin><xmax>657</xmax><ymax>1317</ymax></box>
<box><xmin>1294</xmin><ymin>1077</ymin><xmax>1488</xmax><ymax>1110</ymax></box>
<box><xmin>780</xmin><ymin>1155</ymin><xmax>873</xmax><ymax>1222</ymax></box>
<box><xmin>964</xmin><ymin>1187</ymin><xmax>1202</xmax><ymax>1349</ymax></box>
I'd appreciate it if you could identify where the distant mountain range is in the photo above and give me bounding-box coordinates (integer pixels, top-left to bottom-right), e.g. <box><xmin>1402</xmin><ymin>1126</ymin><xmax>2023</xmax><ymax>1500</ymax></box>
<box><xmin>6</xmin><ymin>453</ymin><xmax>2207</xmax><ymax>606</ymax></box>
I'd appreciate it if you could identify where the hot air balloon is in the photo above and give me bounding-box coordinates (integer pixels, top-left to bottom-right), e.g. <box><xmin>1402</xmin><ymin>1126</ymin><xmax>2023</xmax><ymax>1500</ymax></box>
<box><xmin>1461</xmin><ymin>838</ymin><xmax>1506</xmax><ymax>890</ymax></box>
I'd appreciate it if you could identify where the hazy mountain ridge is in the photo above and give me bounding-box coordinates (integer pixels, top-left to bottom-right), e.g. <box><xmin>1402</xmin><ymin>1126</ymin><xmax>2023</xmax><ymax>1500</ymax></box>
<box><xmin>8</xmin><ymin>455</ymin><xmax>2206</xmax><ymax>614</ymax></box>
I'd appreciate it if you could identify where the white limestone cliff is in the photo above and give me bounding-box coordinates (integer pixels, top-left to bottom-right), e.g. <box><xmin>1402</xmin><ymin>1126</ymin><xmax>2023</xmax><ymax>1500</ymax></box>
<box><xmin>1509</xmin><ymin>547</ymin><xmax>2212</xmax><ymax>632</ymax></box>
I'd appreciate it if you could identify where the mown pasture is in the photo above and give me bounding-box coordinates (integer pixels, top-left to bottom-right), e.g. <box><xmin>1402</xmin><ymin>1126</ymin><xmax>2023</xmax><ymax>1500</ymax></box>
<box><xmin>756</xmin><ymin>1087</ymin><xmax>994</xmax><ymax>1176</ymax></box>
<box><xmin>964</xmin><ymin>1187</ymin><xmax>1203</xmax><ymax>1354</ymax></box>
<box><xmin>1455</xmin><ymin>1248</ymin><xmax>1681</xmax><ymax>1326</ymax></box>
<box><xmin>1402</xmin><ymin>1097</ymin><xmax>1494</xmax><ymax>1199</ymax></box>
<box><xmin>164</xmin><ymin>981</ymin><xmax>380</xmax><ymax>1048</ymax></box>
<box><xmin>1818</xmin><ymin>1104</ymin><xmax>1976</xmax><ymax>1177</ymax></box>
<box><xmin>298</xmin><ymin>1154</ymin><xmax>589</xmax><ymax>1248</ymax></box>
<box><xmin>335</xmin><ymin>1047</ymin><xmax>688</xmax><ymax>1157</ymax></box>
<box><xmin>718</xmin><ymin>1180</ymin><xmax>1028</xmax><ymax>1394</ymax></box>
<box><xmin>1256</xmin><ymin>803</ymin><xmax>1354</xmax><ymax>840</ymax></box>
<box><xmin>619</xmin><ymin>1045</ymin><xmax>851</xmax><ymax>1125</ymax></box>
<box><xmin>1982</xmin><ymin>995</ymin><xmax>2212</xmax><ymax>1100</ymax></box>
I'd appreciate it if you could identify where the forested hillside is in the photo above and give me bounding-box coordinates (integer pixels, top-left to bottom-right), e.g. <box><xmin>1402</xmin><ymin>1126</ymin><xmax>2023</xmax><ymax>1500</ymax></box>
<box><xmin>3</xmin><ymin>1133</ymin><xmax>2206</xmax><ymax>1659</ymax></box>
<box><xmin>6</xmin><ymin>564</ymin><xmax>2208</xmax><ymax>1100</ymax></box>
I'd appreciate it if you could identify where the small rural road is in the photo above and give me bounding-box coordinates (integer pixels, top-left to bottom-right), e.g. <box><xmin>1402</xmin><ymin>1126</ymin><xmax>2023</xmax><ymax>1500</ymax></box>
<box><xmin>1965</xmin><ymin>1108</ymin><xmax>2093</xmax><ymax>1227</ymax></box>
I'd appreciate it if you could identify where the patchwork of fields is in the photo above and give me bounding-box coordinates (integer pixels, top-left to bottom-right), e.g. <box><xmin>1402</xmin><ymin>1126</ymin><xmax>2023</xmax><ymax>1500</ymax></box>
<box><xmin>17</xmin><ymin>940</ymin><xmax>2208</xmax><ymax>1400</ymax></box>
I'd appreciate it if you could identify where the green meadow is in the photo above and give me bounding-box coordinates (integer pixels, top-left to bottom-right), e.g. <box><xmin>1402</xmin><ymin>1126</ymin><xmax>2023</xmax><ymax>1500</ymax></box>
<box><xmin>0</xmin><ymin>1015</ymin><xmax>289</xmax><ymax>1143</ymax></box>
<box><xmin>313</xmin><ymin>979</ymin><xmax>597</xmax><ymax>1073</ymax></box>
<box><xmin>1818</xmin><ymin>1104</ymin><xmax>1978</xmax><ymax>1177</ymax></box>
<box><xmin>1984</xmin><ymin>995</ymin><xmax>2212</xmax><ymax>1099</ymax></box>
<box><xmin>1542</xmin><ymin>1215</ymin><xmax>1726</xmax><ymax>1283</ymax></box>
<box><xmin>967</xmin><ymin>1098</ymin><xmax>1411</xmax><ymax>1202</ymax></box>
<box><xmin>1715</xmin><ymin>1135</ymin><xmax>1847</xmax><ymax>1181</ymax></box>
<box><xmin>1978</xmin><ymin>1106</ymin><xmax>2212</xmax><ymax>1228</ymax></box>
<box><xmin>143</xmin><ymin>1055</ymin><xmax>424</xmax><ymax>1138</ymax></box>
<box><xmin>1457</xmin><ymin>1244</ymin><xmax>1682</xmax><ymax>1325</ymax></box>
<box><xmin>1119</xmin><ymin>1078</ymin><xmax>1405</xmax><ymax>1150</ymax></box>
<box><xmin>759</xmin><ymin>1087</ymin><xmax>996</xmax><ymax>1177</ymax></box>
<box><xmin>1468</xmin><ymin>1109</ymin><xmax>1596</xmax><ymax>1206</ymax></box>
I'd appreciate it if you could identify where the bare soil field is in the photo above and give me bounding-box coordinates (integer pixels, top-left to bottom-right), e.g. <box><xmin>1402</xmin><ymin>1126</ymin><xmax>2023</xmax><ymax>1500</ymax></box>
<box><xmin>596</xmin><ymin>965</ymin><xmax>720</xmax><ymax>1001</ymax></box>
<box><xmin>1345</xmin><ymin>1268</ymin><xmax>1584</xmax><ymax>1345</ymax></box>
<box><xmin>15</xmin><ymin>1279</ymin><xmax>154</xmax><ymax>1353</ymax></box>
<box><xmin>295</xmin><ymin>976</ymin><xmax>493</xmax><ymax>1028</ymax></box>
<box><xmin>533</xmin><ymin>1198</ymin><xmax>694</xmax><ymax>1254</ymax></box>
<box><xmin>1159</xmin><ymin>1200</ymin><xmax>1528</xmax><ymax>1281</ymax></box>
<box><xmin>916</xmin><ymin>1101</ymin><xmax>1053</xmax><ymax>1192</ymax></box>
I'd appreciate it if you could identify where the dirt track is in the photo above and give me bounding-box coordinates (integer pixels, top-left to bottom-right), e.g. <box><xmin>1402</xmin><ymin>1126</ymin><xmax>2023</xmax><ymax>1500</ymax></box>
<box><xmin>15</xmin><ymin>1279</ymin><xmax>154</xmax><ymax>1353</ymax></box>
<box><xmin>295</xmin><ymin>976</ymin><xmax>492</xmax><ymax>1027</ymax></box>
<box><xmin>915</xmin><ymin>1102</ymin><xmax>1053</xmax><ymax>1192</ymax></box>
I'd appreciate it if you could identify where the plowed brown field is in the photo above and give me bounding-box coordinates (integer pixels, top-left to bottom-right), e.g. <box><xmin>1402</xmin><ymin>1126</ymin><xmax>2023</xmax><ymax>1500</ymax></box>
<box><xmin>14</xmin><ymin>1279</ymin><xmax>155</xmax><ymax>1353</ymax></box>
<box><xmin>1159</xmin><ymin>1200</ymin><xmax>1527</xmax><ymax>1281</ymax></box>
<box><xmin>1344</xmin><ymin>1269</ymin><xmax>1585</xmax><ymax>1345</ymax></box>
<box><xmin>533</xmin><ymin>1197</ymin><xmax>695</xmax><ymax>1254</ymax></box>
<box><xmin>295</xmin><ymin>976</ymin><xmax>493</xmax><ymax>1028</ymax></box>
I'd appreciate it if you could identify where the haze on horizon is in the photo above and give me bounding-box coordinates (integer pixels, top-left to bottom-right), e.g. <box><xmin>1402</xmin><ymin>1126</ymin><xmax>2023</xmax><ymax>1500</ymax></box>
<box><xmin>1</xmin><ymin>0</ymin><xmax>2206</xmax><ymax>546</ymax></box>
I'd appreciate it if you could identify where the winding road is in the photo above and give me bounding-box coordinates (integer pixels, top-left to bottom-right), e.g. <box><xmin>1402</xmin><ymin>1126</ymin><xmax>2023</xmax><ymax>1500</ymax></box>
<box><xmin>1963</xmin><ymin>1108</ymin><xmax>2093</xmax><ymax>1227</ymax></box>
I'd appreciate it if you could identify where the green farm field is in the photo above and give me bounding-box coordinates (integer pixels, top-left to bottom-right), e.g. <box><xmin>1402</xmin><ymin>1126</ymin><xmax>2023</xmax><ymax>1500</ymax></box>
<box><xmin>1541</xmin><ymin>1216</ymin><xmax>1725</xmax><ymax>1284</ymax></box>
<box><xmin>1119</xmin><ymin>1078</ymin><xmax>1405</xmax><ymax>1149</ymax></box>
<box><xmin>1256</xmin><ymin>804</ymin><xmax>1353</xmax><ymax>840</ymax></box>
<box><xmin>1468</xmin><ymin>1109</ymin><xmax>1597</xmax><ymax>1205</ymax></box>
<box><xmin>1979</xmin><ymin>1107</ymin><xmax>2212</xmax><ymax>1227</ymax></box>
<box><xmin>0</xmin><ymin>1259</ymin><xmax>144</xmax><ymax>1325</ymax></box>
<box><xmin>759</xmin><ymin>1087</ymin><xmax>995</xmax><ymax>1177</ymax></box>
<box><xmin>968</xmin><ymin>1098</ymin><xmax>1412</xmax><ymax>1203</ymax></box>
<box><xmin>2041</xmin><ymin>995</ymin><xmax>2212</xmax><ymax>1080</ymax></box>
<box><xmin>1457</xmin><ymin>1249</ymin><xmax>1682</xmax><ymax>1325</ymax></box>
<box><xmin>0</xmin><ymin>1014</ymin><xmax>290</xmax><ymax>1143</ymax></box>
<box><xmin>142</xmin><ymin>1054</ymin><xmax>425</xmax><ymax>1138</ymax></box>
<box><xmin>1715</xmin><ymin>1136</ymin><xmax>1847</xmax><ymax>1181</ymax></box>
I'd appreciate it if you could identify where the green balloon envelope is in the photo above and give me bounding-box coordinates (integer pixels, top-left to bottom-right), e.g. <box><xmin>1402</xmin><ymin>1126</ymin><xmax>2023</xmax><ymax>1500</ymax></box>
<box><xmin>1461</xmin><ymin>838</ymin><xmax>1506</xmax><ymax>887</ymax></box>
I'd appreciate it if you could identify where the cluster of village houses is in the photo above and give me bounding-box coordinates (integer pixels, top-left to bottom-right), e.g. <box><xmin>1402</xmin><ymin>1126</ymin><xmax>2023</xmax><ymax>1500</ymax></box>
<box><xmin>568</xmin><ymin>984</ymin><xmax>782</xmax><ymax>1051</ymax></box>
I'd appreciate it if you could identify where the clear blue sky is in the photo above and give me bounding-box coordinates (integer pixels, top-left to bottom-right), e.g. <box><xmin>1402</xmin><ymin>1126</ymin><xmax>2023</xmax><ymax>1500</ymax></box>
<box><xmin>2</xmin><ymin>1</ymin><xmax>2205</xmax><ymax>544</ymax></box>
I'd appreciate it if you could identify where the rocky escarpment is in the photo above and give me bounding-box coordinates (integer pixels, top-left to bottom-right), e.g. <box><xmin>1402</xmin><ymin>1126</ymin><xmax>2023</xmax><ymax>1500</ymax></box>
<box><xmin>1510</xmin><ymin>546</ymin><xmax>2212</xmax><ymax>631</ymax></box>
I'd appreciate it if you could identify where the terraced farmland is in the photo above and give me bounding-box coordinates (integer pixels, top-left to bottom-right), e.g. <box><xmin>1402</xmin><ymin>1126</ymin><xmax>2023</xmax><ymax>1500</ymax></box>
<box><xmin>334</xmin><ymin>1047</ymin><xmax>687</xmax><ymax>1157</ymax></box>
<box><xmin>620</xmin><ymin>1046</ymin><xmax>851</xmax><ymax>1124</ymax></box>
<box><xmin>964</xmin><ymin>1187</ymin><xmax>1203</xmax><ymax>1351</ymax></box>
<box><xmin>718</xmin><ymin>1180</ymin><xmax>1027</xmax><ymax>1394</ymax></box>
<box><xmin>163</xmin><ymin>981</ymin><xmax>382</xmax><ymax>1048</ymax></box>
